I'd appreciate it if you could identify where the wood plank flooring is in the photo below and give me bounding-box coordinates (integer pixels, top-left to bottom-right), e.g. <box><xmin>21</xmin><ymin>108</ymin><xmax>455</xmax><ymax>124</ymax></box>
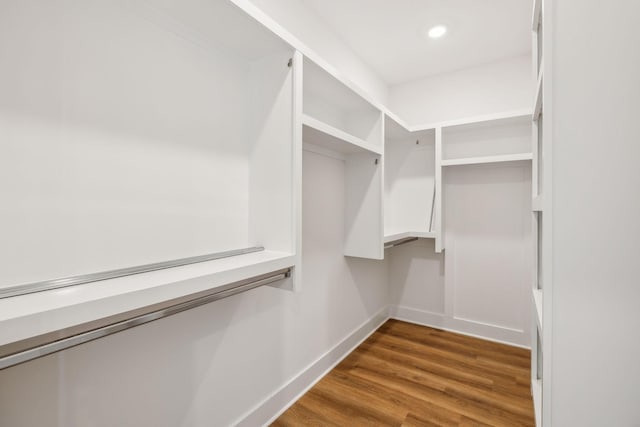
<box><xmin>272</xmin><ymin>319</ymin><xmax>534</xmax><ymax>426</ymax></box>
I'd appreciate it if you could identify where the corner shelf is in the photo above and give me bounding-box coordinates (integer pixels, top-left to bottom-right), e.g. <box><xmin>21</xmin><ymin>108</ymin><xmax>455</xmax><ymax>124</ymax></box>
<box><xmin>384</xmin><ymin>231</ymin><xmax>436</xmax><ymax>244</ymax></box>
<box><xmin>441</xmin><ymin>153</ymin><xmax>533</xmax><ymax>167</ymax></box>
<box><xmin>302</xmin><ymin>114</ymin><xmax>382</xmax><ymax>156</ymax></box>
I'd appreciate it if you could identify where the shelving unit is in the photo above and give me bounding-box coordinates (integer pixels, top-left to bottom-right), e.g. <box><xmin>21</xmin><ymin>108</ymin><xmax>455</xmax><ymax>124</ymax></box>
<box><xmin>302</xmin><ymin>114</ymin><xmax>382</xmax><ymax>155</ymax></box>
<box><xmin>0</xmin><ymin>0</ymin><xmax>299</xmax><ymax>295</ymax></box>
<box><xmin>531</xmin><ymin>0</ymin><xmax>551</xmax><ymax>425</ymax></box>
<box><xmin>383</xmin><ymin>115</ymin><xmax>437</xmax><ymax>253</ymax></box>
<box><xmin>302</xmin><ymin>57</ymin><xmax>384</xmax><ymax>260</ymax></box>
<box><xmin>435</xmin><ymin>112</ymin><xmax>533</xmax><ymax>254</ymax></box>
<box><xmin>384</xmin><ymin>231</ymin><xmax>436</xmax><ymax>244</ymax></box>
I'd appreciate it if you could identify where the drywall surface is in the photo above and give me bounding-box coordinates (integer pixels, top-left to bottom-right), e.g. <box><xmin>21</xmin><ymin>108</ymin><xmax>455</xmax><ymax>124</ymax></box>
<box><xmin>247</xmin><ymin>0</ymin><xmax>389</xmax><ymax>105</ymax></box>
<box><xmin>0</xmin><ymin>151</ymin><xmax>389</xmax><ymax>426</ymax></box>
<box><xmin>551</xmin><ymin>0</ymin><xmax>640</xmax><ymax>425</ymax></box>
<box><xmin>388</xmin><ymin>55</ymin><xmax>531</xmax><ymax>126</ymax></box>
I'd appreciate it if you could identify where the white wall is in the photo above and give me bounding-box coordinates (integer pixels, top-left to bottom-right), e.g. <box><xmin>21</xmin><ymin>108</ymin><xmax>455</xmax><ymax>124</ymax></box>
<box><xmin>0</xmin><ymin>150</ymin><xmax>389</xmax><ymax>427</ymax></box>
<box><xmin>550</xmin><ymin>0</ymin><xmax>640</xmax><ymax>425</ymax></box>
<box><xmin>388</xmin><ymin>55</ymin><xmax>531</xmax><ymax>125</ymax></box>
<box><xmin>246</xmin><ymin>0</ymin><xmax>389</xmax><ymax>105</ymax></box>
<box><xmin>0</xmin><ymin>0</ymin><xmax>254</xmax><ymax>287</ymax></box>
<box><xmin>389</xmin><ymin>161</ymin><xmax>532</xmax><ymax>347</ymax></box>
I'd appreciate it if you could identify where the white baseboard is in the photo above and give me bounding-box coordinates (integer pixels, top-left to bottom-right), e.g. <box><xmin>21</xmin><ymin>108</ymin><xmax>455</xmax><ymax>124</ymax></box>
<box><xmin>389</xmin><ymin>305</ymin><xmax>530</xmax><ymax>349</ymax></box>
<box><xmin>235</xmin><ymin>306</ymin><xmax>390</xmax><ymax>427</ymax></box>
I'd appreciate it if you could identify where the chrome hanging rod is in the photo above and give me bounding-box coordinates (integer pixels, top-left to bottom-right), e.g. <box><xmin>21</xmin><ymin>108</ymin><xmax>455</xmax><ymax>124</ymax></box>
<box><xmin>0</xmin><ymin>267</ymin><xmax>291</xmax><ymax>370</ymax></box>
<box><xmin>0</xmin><ymin>246</ymin><xmax>265</xmax><ymax>299</ymax></box>
<box><xmin>384</xmin><ymin>237</ymin><xmax>419</xmax><ymax>249</ymax></box>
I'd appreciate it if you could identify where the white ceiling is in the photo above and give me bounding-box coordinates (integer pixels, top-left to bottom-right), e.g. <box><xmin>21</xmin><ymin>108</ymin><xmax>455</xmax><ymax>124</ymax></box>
<box><xmin>300</xmin><ymin>0</ymin><xmax>531</xmax><ymax>86</ymax></box>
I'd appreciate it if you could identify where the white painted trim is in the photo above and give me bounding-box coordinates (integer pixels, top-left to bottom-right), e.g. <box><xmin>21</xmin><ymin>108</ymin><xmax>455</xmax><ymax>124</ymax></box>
<box><xmin>389</xmin><ymin>305</ymin><xmax>530</xmax><ymax>349</ymax></box>
<box><xmin>235</xmin><ymin>306</ymin><xmax>390</xmax><ymax>427</ymax></box>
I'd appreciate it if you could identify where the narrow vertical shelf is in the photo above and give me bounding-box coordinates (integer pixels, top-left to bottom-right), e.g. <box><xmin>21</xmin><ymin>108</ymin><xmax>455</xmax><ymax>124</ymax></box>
<box><xmin>302</xmin><ymin>57</ymin><xmax>384</xmax><ymax>260</ymax></box>
<box><xmin>383</xmin><ymin>115</ymin><xmax>437</xmax><ymax>252</ymax></box>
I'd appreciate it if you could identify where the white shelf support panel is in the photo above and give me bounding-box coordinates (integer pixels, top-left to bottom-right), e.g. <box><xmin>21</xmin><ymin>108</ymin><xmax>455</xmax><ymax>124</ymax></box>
<box><xmin>441</xmin><ymin>153</ymin><xmax>533</xmax><ymax>167</ymax></box>
<box><xmin>302</xmin><ymin>114</ymin><xmax>382</xmax><ymax>156</ymax></box>
<box><xmin>434</xmin><ymin>127</ymin><xmax>444</xmax><ymax>253</ymax></box>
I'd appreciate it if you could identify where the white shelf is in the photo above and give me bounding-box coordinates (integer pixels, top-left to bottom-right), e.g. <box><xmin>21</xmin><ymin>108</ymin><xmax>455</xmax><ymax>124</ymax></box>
<box><xmin>533</xmin><ymin>288</ymin><xmax>543</xmax><ymax>332</ymax></box>
<box><xmin>441</xmin><ymin>153</ymin><xmax>533</xmax><ymax>167</ymax></box>
<box><xmin>302</xmin><ymin>114</ymin><xmax>382</xmax><ymax>156</ymax></box>
<box><xmin>0</xmin><ymin>250</ymin><xmax>295</xmax><ymax>348</ymax></box>
<box><xmin>384</xmin><ymin>231</ymin><xmax>436</xmax><ymax>244</ymax></box>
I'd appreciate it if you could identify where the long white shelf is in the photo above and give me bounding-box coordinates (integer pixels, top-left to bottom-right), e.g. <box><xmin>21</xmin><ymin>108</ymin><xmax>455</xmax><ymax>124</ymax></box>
<box><xmin>441</xmin><ymin>153</ymin><xmax>533</xmax><ymax>167</ymax></box>
<box><xmin>0</xmin><ymin>250</ymin><xmax>295</xmax><ymax>348</ymax></box>
<box><xmin>302</xmin><ymin>114</ymin><xmax>382</xmax><ymax>156</ymax></box>
<box><xmin>533</xmin><ymin>288</ymin><xmax>543</xmax><ymax>332</ymax></box>
<box><xmin>384</xmin><ymin>231</ymin><xmax>436</xmax><ymax>244</ymax></box>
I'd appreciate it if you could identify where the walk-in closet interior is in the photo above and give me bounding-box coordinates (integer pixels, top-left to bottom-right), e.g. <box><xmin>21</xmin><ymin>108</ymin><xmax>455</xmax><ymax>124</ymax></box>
<box><xmin>1</xmin><ymin>0</ymin><xmax>638</xmax><ymax>426</ymax></box>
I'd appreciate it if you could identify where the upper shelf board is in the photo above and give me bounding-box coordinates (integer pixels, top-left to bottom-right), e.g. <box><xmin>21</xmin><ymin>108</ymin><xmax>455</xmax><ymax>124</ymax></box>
<box><xmin>385</xmin><ymin>114</ymin><xmax>435</xmax><ymax>142</ymax></box>
<box><xmin>441</xmin><ymin>153</ymin><xmax>533</xmax><ymax>167</ymax></box>
<box><xmin>384</xmin><ymin>231</ymin><xmax>436</xmax><ymax>243</ymax></box>
<box><xmin>302</xmin><ymin>114</ymin><xmax>382</xmax><ymax>155</ymax></box>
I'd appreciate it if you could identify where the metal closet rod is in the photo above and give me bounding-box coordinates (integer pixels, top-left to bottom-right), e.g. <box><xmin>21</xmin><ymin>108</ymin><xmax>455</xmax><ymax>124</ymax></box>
<box><xmin>0</xmin><ymin>267</ymin><xmax>292</xmax><ymax>370</ymax></box>
<box><xmin>0</xmin><ymin>246</ymin><xmax>266</xmax><ymax>299</ymax></box>
<box><xmin>384</xmin><ymin>237</ymin><xmax>419</xmax><ymax>249</ymax></box>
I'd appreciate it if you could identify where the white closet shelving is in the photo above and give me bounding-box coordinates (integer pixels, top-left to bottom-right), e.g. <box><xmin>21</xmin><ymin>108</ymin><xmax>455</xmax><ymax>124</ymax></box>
<box><xmin>302</xmin><ymin>114</ymin><xmax>381</xmax><ymax>155</ymax></box>
<box><xmin>0</xmin><ymin>0</ymin><xmax>300</xmax><ymax>344</ymax></box>
<box><xmin>441</xmin><ymin>152</ymin><xmax>533</xmax><ymax>167</ymax></box>
<box><xmin>431</xmin><ymin>111</ymin><xmax>533</xmax><ymax>253</ymax></box>
<box><xmin>531</xmin><ymin>0</ymin><xmax>550</xmax><ymax>424</ymax></box>
<box><xmin>302</xmin><ymin>57</ymin><xmax>384</xmax><ymax>260</ymax></box>
<box><xmin>384</xmin><ymin>115</ymin><xmax>437</xmax><ymax>251</ymax></box>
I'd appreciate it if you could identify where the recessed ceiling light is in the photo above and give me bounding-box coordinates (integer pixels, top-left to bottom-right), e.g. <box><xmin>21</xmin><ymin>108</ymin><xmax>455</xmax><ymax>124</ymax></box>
<box><xmin>427</xmin><ymin>25</ymin><xmax>447</xmax><ymax>39</ymax></box>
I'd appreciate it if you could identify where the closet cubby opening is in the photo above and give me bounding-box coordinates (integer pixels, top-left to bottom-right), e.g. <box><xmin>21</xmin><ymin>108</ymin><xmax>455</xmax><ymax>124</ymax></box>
<box><xmin>384</xmin><ymin>115</ymin><xmax>436</xmax><ymax>248</ymax></box>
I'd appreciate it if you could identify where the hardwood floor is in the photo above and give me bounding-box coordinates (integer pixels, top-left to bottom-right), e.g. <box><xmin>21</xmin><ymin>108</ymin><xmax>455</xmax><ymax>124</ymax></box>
<box><xmin>272</xmin><ymin>319</ymin><xmax>534</xmax><ymax>427</ymax></box>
